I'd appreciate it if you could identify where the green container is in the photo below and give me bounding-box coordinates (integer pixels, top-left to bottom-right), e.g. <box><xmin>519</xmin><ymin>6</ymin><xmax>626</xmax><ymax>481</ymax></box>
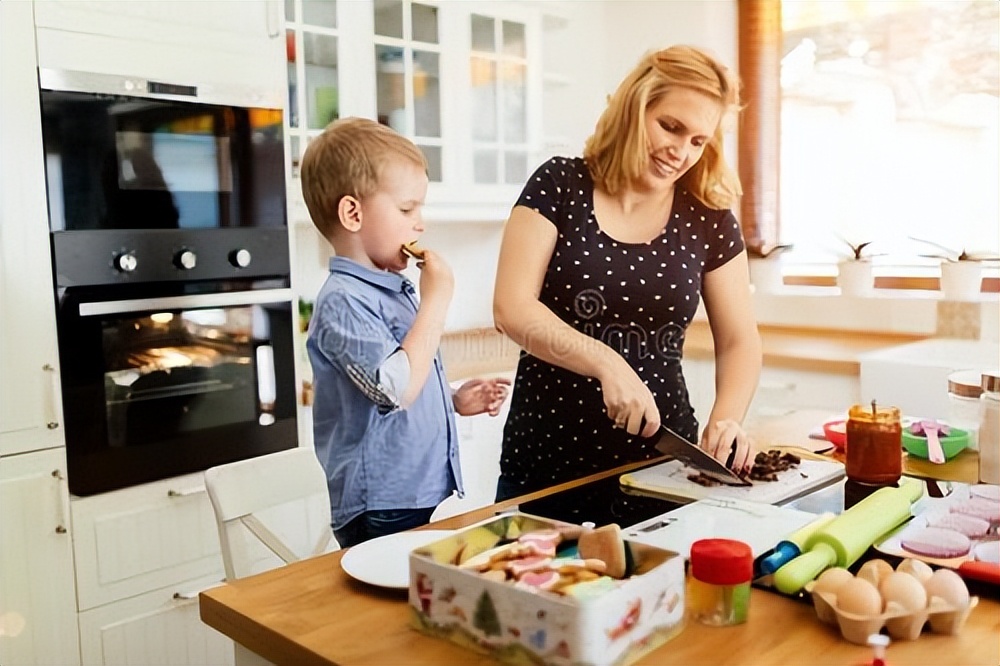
<box><xmin>902</xmin><ymin>427</ymin><xmax>969</xmax><ymax>461</ymax></box>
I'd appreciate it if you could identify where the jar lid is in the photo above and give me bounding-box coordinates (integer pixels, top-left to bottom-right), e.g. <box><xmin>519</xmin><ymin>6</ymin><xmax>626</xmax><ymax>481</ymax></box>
<box><xmin>690</xmin><ymin>538</ymin><xmax>753</xmax><ymax>585</ymax></box>
<box><xmin>948</xmin><ymin>370</ymin><xmax>984</xmax><ymax>398</ymax></box>
<box><xmin>983</xmin><ymin>371</ymin><xmax>1000</xmax><ymax>394</ymax></box>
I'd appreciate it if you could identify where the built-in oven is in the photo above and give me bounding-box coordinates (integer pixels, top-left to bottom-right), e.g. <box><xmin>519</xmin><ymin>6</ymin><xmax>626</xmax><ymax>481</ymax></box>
<box><xmin>39</xmin><ymin>69</ymin><xmax>298</xmax><ymax>495</ymax></box>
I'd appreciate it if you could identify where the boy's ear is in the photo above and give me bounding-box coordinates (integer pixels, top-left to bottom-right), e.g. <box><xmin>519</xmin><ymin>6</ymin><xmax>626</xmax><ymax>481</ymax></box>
<box><xmin>337</xmin><ymin>195</ymin><xmax>362</xmax><ymax>232</ymax></box>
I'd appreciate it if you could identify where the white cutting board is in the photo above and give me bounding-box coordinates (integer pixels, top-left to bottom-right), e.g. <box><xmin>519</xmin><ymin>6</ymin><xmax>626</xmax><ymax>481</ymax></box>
<box><xmin>620</xmin><ymin>455</ymin><xmax>845</xmax><ymax>505</ymax></box>
<box><xmin>623</xmin><ymin>498</ymin><xmax>819</xmax><ymax>558</ymax></box>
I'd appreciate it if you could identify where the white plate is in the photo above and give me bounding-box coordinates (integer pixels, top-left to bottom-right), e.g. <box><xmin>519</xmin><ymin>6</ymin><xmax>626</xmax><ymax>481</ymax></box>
<box><xmin>340</xmin><ymin>530</ymin><xmax>453</xmax><ymax>589</ymax></box>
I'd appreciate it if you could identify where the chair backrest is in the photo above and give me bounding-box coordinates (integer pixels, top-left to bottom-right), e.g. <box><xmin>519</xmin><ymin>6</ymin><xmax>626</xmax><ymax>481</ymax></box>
<box><xmin>204</xmin><ymin>447</ymin><xmax>337</xmax><ymax>581</ymax></box>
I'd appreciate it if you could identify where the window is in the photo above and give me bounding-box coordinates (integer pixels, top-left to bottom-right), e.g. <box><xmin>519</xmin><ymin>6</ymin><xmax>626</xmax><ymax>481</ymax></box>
<box><xmin>739</xmin><ymin>0</ymin><xmax>999</xmax><ymax>290</ymax></box>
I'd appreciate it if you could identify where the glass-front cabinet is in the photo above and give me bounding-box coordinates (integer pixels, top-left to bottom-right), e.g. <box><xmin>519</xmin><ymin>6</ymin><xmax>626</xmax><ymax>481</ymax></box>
<box><xmin>282</xmin><ymin>0</ymin><xmax>542</xmax><ymax>220</ymax></box>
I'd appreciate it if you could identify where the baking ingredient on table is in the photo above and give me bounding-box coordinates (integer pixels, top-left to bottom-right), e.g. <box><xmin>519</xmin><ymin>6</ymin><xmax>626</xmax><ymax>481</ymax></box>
<box><xmin>772</xmin><ymin>478</ymin><xmax>923</xmax><ymax>594</ymax></box>
<box><xmin>804</xmin><ymin>557</ymin><xmax>976</xmax><ymax>644</ymax></box>
<box><xmin>856</xmin><ymin>559</ymin><xmax>894</xmax><ymax>588</ymax></box>
<box><xmin>947</xmin><ymin>369</ymin><xmax>983</xmax><ymax>451</ymax></box>
<box><xmin>895</xmin><ymin>558</ymin><xmax>934</xmax><ymax>582</ymax></box>
<box><xmin>900</xmin><ymin>526</ymin><xmax>972</xmax><ymax>558</ymax></box>
<box><xmin>980</xmin><ymin>371</ymin><xmax>1000</xmax><ymax>484</ymax></box>
<box><xmin>687</xmin><ymin>538</ymin><xmax>752</xmax><ymax>626</ymax></box>
<box><xmin>846</xmin><ymin>402</ymin><xmax>902</xmax><ymax>486</ymax></box>
<box><xmin>758</xmin><ymin>512</ymin><xmax>837</xmax><ymax>575</ymax></box>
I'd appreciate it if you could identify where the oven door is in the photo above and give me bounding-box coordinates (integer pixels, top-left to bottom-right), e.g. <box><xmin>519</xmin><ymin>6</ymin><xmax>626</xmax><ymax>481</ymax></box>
<box><xmin>57</xmin><ymin>284</ymin><xmax>297</xmax><ymax>496</ymax></box>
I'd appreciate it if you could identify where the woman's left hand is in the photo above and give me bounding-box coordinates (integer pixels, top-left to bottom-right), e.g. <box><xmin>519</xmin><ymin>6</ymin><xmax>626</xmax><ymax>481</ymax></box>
<box><xmin>700</xmin><ymin>419</ymin><xmax>756</xmax><ymax>474</ymax></box>
<box><xmin>453</xmin><ymin>377</ymin><xmax>512</xmax><ymax>417</ymax></box>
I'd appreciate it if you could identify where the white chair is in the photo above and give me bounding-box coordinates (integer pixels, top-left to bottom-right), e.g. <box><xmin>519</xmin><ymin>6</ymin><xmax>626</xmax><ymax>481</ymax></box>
<box><xmin>204</xmin><ymin>446</ymin><xmax>338</xmax><ymax>665</ymax></box>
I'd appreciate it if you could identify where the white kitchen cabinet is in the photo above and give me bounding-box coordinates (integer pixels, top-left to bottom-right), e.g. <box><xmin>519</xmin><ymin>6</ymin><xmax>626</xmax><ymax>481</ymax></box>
<box><xmin>0</xmin><ymin>448</ymin><xmax>80</xmax><ymax>666</ymax></box>
<box><xmin>78</xmin><ymin>573</ymin><xmax>233</xmax><ymax>666</ymax></box>
<box><xmin>0</xmin><ymin>0</ymin><xmax>64</xmax><ymax>456</ymax></box>
<box><xmin>33</xmin><ymin>0</ymin><xmax>285</xmax><ymax>108</ymax></box>
<box><xmin>71</xmin><ymin>472</ymin><xmax>224</xmax><ymax>612</ymax></box>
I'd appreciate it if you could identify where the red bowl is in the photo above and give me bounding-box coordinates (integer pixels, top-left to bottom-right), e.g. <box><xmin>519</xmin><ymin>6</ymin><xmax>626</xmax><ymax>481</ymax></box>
<box><xmin>822</xmin><ymin>420</ymin><xmax>847</xmax><ymax>450</ymax></box>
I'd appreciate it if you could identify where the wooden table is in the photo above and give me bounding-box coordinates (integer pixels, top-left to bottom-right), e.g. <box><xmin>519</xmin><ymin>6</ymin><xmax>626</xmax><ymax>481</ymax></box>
<box><xmin>200</xmin><ymin>455</ymin><xmax>1000</xmax><ymax>665</ymax></box>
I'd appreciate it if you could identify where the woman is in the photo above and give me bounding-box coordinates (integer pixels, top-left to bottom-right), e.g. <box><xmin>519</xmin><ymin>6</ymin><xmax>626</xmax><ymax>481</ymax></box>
<box><xmin>492</xmin><ymin>45</ymin><xmax>762</xmax><ymax>501</ymax></box>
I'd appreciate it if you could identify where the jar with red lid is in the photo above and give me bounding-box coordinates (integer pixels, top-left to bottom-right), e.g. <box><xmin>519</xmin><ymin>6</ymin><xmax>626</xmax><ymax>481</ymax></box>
<box><xmin>688</xmin><ymin>538</ymin><xmax>753</xmax><ymax>626</ymax></box>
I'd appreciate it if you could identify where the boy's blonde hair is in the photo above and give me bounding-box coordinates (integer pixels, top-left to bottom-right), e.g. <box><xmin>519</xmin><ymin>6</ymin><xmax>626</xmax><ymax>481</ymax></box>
<box><xmin>300</xmin><ymin>117</ymin><xmax>428</xmax><ymax>238</ymax></box>
<box><xmin>583</xmin><ymin>45</ymin><xmax>742</xmax><ymax>209</ymax></box>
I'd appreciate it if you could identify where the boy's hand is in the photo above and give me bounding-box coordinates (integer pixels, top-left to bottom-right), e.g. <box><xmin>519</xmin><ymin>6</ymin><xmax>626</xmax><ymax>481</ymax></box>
<box><xmin>413</xmin><ymin>248</ymin><xmax>454</xmax><ymax>305</ymax></box>
<box><xmin>453</xmin><ymin>377</ymin><xmax>511</xmax><ymax>417</ymax></box>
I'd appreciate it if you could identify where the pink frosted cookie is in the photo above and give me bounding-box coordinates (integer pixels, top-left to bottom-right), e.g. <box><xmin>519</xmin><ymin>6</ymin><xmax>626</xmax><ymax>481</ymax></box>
<box><xmin>900</xmin><ymin>526</ymin><xmax>972</xmax><ymax>558</ymax></box>
<box><xmin>950</xmin><ymin>497</ymin><xmax>1000</xmax><ymax>526</ymax></box>
<box><xmin>969</xmin><ymin>484</ymin><xmax>1000</xmax><ymax>502</ymax></box>
<box><xmin>926</xmin><ymin>512</ymin><xmax>992</xmax><ymax>538</ymax></box>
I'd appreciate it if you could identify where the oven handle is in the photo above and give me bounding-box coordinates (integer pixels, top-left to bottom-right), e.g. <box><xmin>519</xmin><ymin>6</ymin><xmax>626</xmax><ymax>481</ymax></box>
<box><xmin>78</xmin><ymin>288</ymin><xmax>294</xmax><ymax>317</ymax></box>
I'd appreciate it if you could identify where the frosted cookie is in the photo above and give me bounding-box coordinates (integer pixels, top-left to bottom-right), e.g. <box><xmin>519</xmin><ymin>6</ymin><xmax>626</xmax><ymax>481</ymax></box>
<box><xmin>578</xmin><ymin>524</ymin><xmax>627</xmax><ymax>579</ymax></box>
<box><xmin>950</xmin><ymin>497</ymin><xmax>1000</xmax><ymax>526</ymax></box>
<box><xmin>969</xmin><ymin>484</ymin><xmax>1000</xmax><ymax>503</ymax></box>
<box><xmin>901</xmin><ymin>526</ymin><xmax>971</xmax><ymax>559</ymax></box>
<box><xmin>926</xmin><ymin>512</ymin><xmax>991</xmax><ymax>538</ymax></box>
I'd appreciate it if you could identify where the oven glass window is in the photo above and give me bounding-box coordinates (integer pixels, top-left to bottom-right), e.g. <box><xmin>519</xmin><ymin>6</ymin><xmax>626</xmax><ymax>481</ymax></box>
<box><xmin>40</xmin><ymin>91</ymin><xmax>285</xmax><ymax>231</ymax></box>
<box><xmin>102</xmin><ymin>304</ymin><xmax>281</xmax><ymax>447</ymax></box>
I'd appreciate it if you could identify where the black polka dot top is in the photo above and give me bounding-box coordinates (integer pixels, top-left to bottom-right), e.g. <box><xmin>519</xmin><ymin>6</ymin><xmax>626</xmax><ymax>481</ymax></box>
<box><xmin>498</xmin><ymin>156</ymin><xmax>745</xmax><ymax>495</ymax></box>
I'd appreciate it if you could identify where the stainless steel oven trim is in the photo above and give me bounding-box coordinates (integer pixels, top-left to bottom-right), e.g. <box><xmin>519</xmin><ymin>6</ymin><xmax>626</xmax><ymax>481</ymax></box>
<box><xmin>78</xmin><ymin>288</ymin><xmax>294</xmax><ymax>317</ymax></box>
<box><xmin>38</xmin><ymin>68</ymin><xmax>279</xmax><ymax>109</ymax></box>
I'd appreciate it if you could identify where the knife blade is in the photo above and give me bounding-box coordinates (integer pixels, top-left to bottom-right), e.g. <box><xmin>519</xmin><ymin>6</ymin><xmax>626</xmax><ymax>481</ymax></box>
<box><xmin>654</xmin><ymin>426</ymin><xmax>752</xmax><ymax>487</ymax></box>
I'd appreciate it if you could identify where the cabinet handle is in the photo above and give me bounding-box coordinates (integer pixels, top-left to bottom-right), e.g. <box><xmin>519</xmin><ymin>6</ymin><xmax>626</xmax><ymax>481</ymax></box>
<box><xmin>167</xmin><ymin>485</ymin><xmax>206</xmax><ymax>498</ymax></box>
<box><xmin>55</xmin><ymin>525</ymin><xmax>67</xmax><ymax>534</ymax></box>
<box><xmin>173</xmin><ymin>580</ymin><xmax>225</xmax><ymax>601</ymax></box>
<box><xmin>42</xmin><ymin>363</ymin><xmax>60</xmax><ymax>430</ymax></box>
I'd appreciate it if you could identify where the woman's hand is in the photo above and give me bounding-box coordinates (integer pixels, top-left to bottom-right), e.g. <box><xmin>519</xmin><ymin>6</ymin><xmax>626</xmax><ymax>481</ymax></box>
<box><xmin>700</xmin><ymin>419</ymin><xmax>756</xmax><ymax>474</ymax></box>
<box><xmin>453</xmin><ymin>377</ymin><xmax>511</xmax><ymax>417</ymax></box>
<box><xmin>598</xmin><ymin>360</ymin><xmax>660</xmax><ymax>438</ymax></box>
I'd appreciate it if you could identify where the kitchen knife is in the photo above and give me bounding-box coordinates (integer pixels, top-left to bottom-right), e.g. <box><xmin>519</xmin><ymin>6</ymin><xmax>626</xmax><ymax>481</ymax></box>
<box><xmin>654</xmin><ymin>427</ymin><xmax>752</xmax><ymax>487</ymax></box>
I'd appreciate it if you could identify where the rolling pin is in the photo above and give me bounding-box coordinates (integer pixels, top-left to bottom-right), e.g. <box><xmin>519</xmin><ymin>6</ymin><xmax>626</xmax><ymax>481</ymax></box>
<box><xmin>758</xmin><ymin>512</ymin><xmax>836</xmax><ymax>575</ymax></box>
<box><xmin>773</xmin><ymin>478</ymin><xmax>923</xmax><ymax>594</ymax></box>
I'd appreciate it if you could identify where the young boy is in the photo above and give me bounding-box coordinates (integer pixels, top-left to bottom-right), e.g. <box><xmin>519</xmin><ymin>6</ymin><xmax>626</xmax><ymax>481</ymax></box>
<box><xmin>300</xmin><ymin>117</ymin><xmax>509</xmax><ymax>548</ymax></box>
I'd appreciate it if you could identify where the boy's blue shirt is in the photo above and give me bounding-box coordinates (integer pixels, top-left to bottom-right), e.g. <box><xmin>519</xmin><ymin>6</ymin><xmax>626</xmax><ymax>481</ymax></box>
<box><xmin>307</xmin><ymin>256</ymin><xmax>462</xmax><ymax>530</ymax></box>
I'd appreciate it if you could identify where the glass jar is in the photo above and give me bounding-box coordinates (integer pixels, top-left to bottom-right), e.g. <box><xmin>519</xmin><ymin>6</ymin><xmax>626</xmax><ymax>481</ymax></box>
<box><xmin>846</xmin><ymin>402</ymin><xmax>902</xmax><ymax>486</ymax></box>
<box><xmin>979</xmin><ymin>371</ymin><xmax>1000</xmax><ymax>485</ymax></box>
<box><xmin>688</xmin><ymin>539</ymin><xmax>752</xmax><ymax>626</ymax></box>
<box><xmin>948</xmin><ymin>370</ymin><xmax>983</xmax><ymax>451</ymax></box>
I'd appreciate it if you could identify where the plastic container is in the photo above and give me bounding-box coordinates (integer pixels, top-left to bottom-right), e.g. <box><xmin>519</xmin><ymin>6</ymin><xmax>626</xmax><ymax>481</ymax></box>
<box><xmin>979</xmin><ymin>371</ymin><xmax>1000</xmax><ymax>485</ymax></box>
<box><xmin>688</xmin><ymin>539</ymin><xmax>752</xmax><ymax>626</ymax></box>
<box><xmin>846</xmin><ymin>403</ymin><xmax>902</xmax><ymax>486</ymax></box>
<box><xmin>948</xmin><ymin>370</ymin><xmax>983</xmax><ymax>451</ymax></box>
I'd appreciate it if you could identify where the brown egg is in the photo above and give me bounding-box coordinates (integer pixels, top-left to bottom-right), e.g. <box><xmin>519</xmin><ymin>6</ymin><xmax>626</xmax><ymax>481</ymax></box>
<box><xmin>879</xmin><ymin>571</ymin><xmax>928</xmax><ymax>612</ymax></box>
<box><xmin>812</xmin><ymin>567</ymin><xmax>854</xmax><ymax>597</ymax></box>
<box><xmin>856</xmin><ymin>558</ymin><xmax>894</xmax><ymax>588</ymax></box>
<box><xmin>924</xmin><ymin>569</ymin><xmax>970</xmax><ymax>609</ymax></box>
<box><xmin>896</xmin><ymin>558</ymin><xmax>934</xmax><ymax>582</ymax></box>
<box><xmin>836</xmin><ymin>576</ymin><xmax>884</xmax><ymax>617</ymax></box>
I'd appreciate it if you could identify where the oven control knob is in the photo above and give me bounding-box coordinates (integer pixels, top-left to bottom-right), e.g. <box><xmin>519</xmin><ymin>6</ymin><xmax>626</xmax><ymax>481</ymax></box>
<box><xmin>114</xmin><ymin>252</ymin><xmax>138</xmax><ymax>273</ymax></box>
<box><xmin>174</xmin><ymin>249</ymin><xmax>197</xmax><ymax>270</ymax></box>
<box><xmin>229</xmin><ymin>249</ymin><xmax>252</xmax><ymax>268</ymax></box>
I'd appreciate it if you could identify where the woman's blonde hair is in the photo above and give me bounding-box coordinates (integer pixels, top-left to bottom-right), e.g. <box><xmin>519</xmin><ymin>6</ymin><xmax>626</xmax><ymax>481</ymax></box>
<box><xmin>583</xmin><ymin>45</ymin><xmax>742</xmax><ymax>209</ymax></box>
<box><xmin>300</xmin><ymin>117</ymin><xmax>428</xmax><ymax>238</ymax></box>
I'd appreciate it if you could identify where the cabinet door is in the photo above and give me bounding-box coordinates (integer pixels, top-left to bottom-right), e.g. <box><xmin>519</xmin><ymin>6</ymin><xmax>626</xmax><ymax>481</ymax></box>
<box><xmin>0</xmin><ymin>0</ymin><xmax>63</xmax><ymax>455</ymax></box>
<box><xmin>72</xmin><ymin>473</ymin><xmax>224</xmax><ymax>611</ymax></box>
<box><xmin>78</xmin><ymin>574</ymin><xmax>234</xmax><ymax>666</ymax></box>
<box><xmin>0</xmin><ymin>448</ymin><xmax>80</xmax><ymax>666</ymax></box>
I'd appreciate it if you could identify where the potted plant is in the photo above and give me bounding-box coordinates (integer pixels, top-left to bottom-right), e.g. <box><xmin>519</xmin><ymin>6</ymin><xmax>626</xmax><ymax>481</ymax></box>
<box><xmin>746</xmin><ymin>242</ymin><xmax>793</xmax><ymax>293</ymax></box>
<box><xmin>836</xmin><ymin>237</ymin><xmax>878</xmax><ymax>296</ymax></box>
<box><xmin>911</xmin><ymin>237</ymin><xmax>999</xmax><ymax>301</ymax></box>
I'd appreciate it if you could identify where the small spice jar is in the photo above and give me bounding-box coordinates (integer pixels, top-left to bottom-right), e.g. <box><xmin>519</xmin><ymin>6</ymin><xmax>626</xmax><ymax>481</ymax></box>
<box><xmin>846</xmin><ymin>402</ymin><xmax>902</xmax><ymax>486</ymax></box>
<box><xmin>688</xmin><ymin>538</ymin><xmax>752</xmax><ymax>626</ymax></box>
<box><xmin>979</xmin><ymin>371</ymin><xmax>1000</xmax><ymax>485</ymax></box>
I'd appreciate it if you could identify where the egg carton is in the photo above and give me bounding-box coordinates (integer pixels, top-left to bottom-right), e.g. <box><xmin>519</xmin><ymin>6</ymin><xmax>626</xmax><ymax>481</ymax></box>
<box><xmin>805</xmin><ymin>583</ymin><xmax>979</xmax><ymax>645</ymax></box>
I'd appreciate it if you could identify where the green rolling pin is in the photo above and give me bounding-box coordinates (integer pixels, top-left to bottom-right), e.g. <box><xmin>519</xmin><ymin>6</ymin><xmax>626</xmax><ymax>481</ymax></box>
<box><xmin>758</xmin><ymin>512</ymin><xmax>836</xmax><ymax>575</ymax></box>
<box><xmin>773</xmin><ymin>478</ymin><xmax>924</xmax><ymax>594</ymax></box>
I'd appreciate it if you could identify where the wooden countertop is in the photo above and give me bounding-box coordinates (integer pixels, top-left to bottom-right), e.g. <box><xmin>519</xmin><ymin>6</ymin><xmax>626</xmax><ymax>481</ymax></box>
<box><xmin>200</xmin><ymin>448</ymin><xmax>998</xmax><ymax>666</ymax></box>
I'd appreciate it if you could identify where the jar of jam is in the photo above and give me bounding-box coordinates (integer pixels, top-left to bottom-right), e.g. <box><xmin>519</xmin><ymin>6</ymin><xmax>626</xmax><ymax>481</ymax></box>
<box><xmin>846</xmin><ymin>402</ymin><xmax>902</xmax><ymax>486</ymax></box>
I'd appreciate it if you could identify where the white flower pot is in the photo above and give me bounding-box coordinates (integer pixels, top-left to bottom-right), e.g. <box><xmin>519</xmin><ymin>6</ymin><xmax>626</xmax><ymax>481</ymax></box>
<box><xmin>749</xmin><ymin>259</ymin><xmax>785</xmax><ymax>293</ymax></box>
<box><xmin>837</xmin><ymin>260</ymin><xmax>873</xmax><ymax>296</ymax></box>
<box><xmin>940</xmin><ymin>261</ymin><xmax>982</xmax><ymax>301</ymax></box>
